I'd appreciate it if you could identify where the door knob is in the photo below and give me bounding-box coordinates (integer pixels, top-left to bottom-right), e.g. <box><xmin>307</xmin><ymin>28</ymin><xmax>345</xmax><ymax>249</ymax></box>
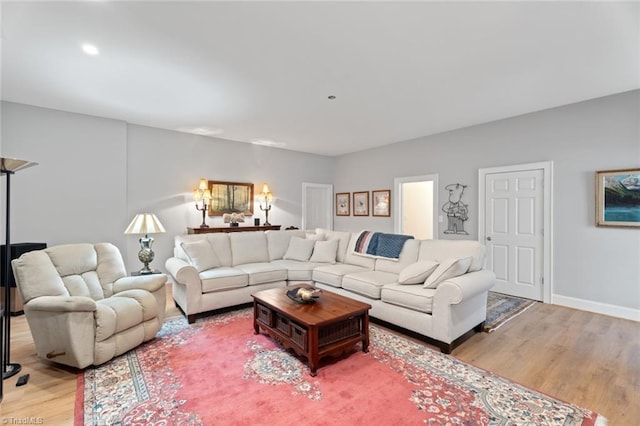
<box><xmin>486</xmin><ymin>236</ymin><xmax>492</xmax><ymax>241</ymax></box>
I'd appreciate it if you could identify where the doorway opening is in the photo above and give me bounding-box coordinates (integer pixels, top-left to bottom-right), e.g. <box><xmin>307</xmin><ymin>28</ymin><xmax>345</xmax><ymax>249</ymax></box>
<box><xmin>394</xmin><ymin>174</ymin><xmax>438</xmax><ymax>239</ymax></box>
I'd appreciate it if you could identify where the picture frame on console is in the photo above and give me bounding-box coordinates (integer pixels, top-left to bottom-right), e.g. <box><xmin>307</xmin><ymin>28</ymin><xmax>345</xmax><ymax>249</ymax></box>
<box><xmin>372</xmin><ymin>189</ymin><xmax>391</xmax><ymax>217</ymax></box>
<box><xmin>336</xmin><ymin>192</ymin><xmax>350</xmax><ymax>216</ymax></box>
<box><xmin>595</xmin><ymin>168</ymin><xmax>640</xmax><ymax>228</ymax></box>
<box><xmin>353</xmin><ymin>191</ymin><xmax>369</xmax><ymax>216</ymax></box>
<box><xmin>208</xmin><ymin>181</ymin><xmax>254</xmax><ymax>216</ymax></box>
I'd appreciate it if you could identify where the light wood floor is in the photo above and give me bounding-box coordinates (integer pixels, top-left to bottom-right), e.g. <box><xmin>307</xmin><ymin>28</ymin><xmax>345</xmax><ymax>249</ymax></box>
<box><xmin>2</xmin><ymin>286</ymin><xmax>638</xmax><ymax>425</ymax></box>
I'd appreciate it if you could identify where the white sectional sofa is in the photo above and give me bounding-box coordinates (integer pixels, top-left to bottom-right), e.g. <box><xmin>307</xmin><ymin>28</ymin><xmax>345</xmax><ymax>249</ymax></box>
<box><xmin>165</xmin><ymin>229</ymin><xmax>495</xmax><ymax>353</ymax></box>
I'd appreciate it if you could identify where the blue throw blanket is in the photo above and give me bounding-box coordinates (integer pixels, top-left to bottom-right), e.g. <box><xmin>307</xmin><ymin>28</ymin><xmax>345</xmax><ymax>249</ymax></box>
<box><xmin>354</xmin><ymin>231</ymin><xmax>414</xmax><ymax>259</ymax></box>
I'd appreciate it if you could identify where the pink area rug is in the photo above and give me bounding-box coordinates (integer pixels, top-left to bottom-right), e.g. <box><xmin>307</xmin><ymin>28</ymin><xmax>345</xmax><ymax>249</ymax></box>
<box><xmin>76</xmin><ymin>308</ymin><xmax>605</xmax><ymax>425</ymax></box>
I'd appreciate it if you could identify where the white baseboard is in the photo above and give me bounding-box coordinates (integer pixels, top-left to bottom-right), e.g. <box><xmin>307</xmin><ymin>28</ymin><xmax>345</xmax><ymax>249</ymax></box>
<box><xmin>552</xmin><ymin>294</ymin><xmax>640</xmax><ymax>322</ymax></box>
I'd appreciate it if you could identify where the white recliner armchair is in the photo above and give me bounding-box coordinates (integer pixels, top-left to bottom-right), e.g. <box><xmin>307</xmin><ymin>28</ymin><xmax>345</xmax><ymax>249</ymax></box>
<box><xmin>11</xmin><ymin>242</ymin><xmax>167</xmax><ymax>369</ymax></box>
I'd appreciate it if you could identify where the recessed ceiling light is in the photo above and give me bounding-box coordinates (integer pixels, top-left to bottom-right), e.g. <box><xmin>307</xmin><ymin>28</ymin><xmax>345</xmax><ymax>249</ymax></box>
<box><xmin>81</xmin><ymin>43</ymin><xmax>99</xmax><ymax>56</ymax></box>
<box><xmin>177</xmin><ymin>127</ymin><xmax>224</xmax><ymax>136</ymax></box>
<box><xmin>250</xmin><ymin>139</ymin><xmax>286</xmax><ymax>148</ymax></box>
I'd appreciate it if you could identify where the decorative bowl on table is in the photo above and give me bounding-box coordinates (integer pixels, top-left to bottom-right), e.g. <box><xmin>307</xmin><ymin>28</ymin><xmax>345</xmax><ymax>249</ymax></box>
<box><xmin>286</xmin><ymin>287</ymin><xmax>322</xmax><ymax>304</ymax></box>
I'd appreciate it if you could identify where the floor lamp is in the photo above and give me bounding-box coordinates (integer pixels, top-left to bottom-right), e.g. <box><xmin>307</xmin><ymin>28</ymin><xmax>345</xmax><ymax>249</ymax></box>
<box><xmin>1</xmin><ymin>157</ymin><xmax>37</xmax><ymax>401</ymax></box>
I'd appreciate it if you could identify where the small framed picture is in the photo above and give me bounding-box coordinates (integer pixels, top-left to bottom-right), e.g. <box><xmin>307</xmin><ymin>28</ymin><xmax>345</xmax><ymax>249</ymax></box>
<box><xmin>353</xmin><ymin>191</ymin><xmax>369</xmax><ymax>216</ymax></box>
<box><xmin>336</xmin><ymin>192</ymin><xmax>350</xmax><ymax>216</ymax></box>
<box><xmin>372</xmin><ymin>189</ymin><xmax>391</xmax><ymax>217</ymax></box>
<box><xmin>595</xmin><ymin>168</ymin><xmax>640</xmax><ymax>228</ymax></box>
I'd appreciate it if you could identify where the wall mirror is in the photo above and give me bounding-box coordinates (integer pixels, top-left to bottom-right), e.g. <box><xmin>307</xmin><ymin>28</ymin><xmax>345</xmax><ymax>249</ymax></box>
<box><xmin>208</xmin><ymin>180</ymin><xmax>254</xmax><ymax>216</ymax></box>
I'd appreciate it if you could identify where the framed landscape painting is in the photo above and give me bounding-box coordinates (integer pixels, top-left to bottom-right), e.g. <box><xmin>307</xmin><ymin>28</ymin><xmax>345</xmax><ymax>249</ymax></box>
<box><xmin>595</xmin><ymin>169</ymin><xmax>640</xmax><ymax>228</ymax></box>
<box><xmin>208</xmin><ymin>180</ymin><xmax>254</xmax><ymax>216</ymax></box>
<box><xmin>372</xmin><ymin>189</ymin><xmax>390</xmax><ymax>217</ymax></box>
<box><xmin>336</xmin><ymin>192</ymin><xmax>350</xmax><ymax>216</ymax></box>
<box><xmin>353</xmin><ymin>191</ymin><xmax>369</xmax><ymax>216</ymax></box>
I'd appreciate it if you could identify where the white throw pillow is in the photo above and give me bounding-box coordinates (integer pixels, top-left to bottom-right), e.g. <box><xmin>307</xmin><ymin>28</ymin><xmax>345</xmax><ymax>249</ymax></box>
<box><xmin>283</xmin><ymin>236</ymin><xmax>316</xmax><ymax>261</ymax></box>
<box><xmin>398</xmin><ymin>261</ymin><xmax>439</xmax><ymax>285</ymax></box>
<box><xmin>423</xmin><ymin>257</ymin><xmax>472</xmax><ymax>289</ymax></box>
<box><xmin>309</xmin><ymin>239</ymin><xmax>339</xmax><ymax>264</ymax></box>
<box><xmin>181</xmin><ymin>240</ymin><xmax>220</xmax><ymax>272</ymax></box>
<box><xmin>305</xmin><ymin>233</ymin><xmax>325</xmax><ymax>241</ymax></box>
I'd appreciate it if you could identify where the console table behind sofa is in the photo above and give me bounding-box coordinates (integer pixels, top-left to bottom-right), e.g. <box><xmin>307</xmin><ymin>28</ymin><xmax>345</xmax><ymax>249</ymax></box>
<box><xmin>187</xmin><ymin>225</ymin><xmax>281</xmax><ymax>234</ymax></box>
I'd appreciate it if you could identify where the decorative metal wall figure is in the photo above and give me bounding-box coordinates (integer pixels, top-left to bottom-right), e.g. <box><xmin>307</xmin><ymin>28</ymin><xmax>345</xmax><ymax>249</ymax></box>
<box><xmin>442</xmin><ymin>183</ymin><xmax>468</xmax><ymax>235</ymax></box>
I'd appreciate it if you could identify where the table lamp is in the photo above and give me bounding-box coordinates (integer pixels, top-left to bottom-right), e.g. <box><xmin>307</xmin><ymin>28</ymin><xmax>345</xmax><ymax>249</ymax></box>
<box><xmin>124</xmin><ymin>213</ymin><xmax>166</xmax><ymax>274</ymax></box>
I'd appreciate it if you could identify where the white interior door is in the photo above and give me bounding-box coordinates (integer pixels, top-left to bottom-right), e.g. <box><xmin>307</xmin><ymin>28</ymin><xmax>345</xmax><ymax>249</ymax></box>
<box><xmin>484</xmin><ymin>169</ymin><xmax>544</xmax><ymax>300</ymax></box>
<box><xmin>302</xmin><ymin>183</ymin><xmax>333</xmax><ymax>231</ymax></box>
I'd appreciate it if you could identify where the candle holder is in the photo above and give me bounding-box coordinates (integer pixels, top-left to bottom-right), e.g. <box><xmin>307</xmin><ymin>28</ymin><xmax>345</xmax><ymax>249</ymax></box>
<box><xmin>260</xmin><ymin>183</ymin><xmax>273</xmax><ymax>226</ymax></box>
<box><xmin>193</xmin><ymin>178</ymin><xmax>211</xmax><ymax>228</ymax></box>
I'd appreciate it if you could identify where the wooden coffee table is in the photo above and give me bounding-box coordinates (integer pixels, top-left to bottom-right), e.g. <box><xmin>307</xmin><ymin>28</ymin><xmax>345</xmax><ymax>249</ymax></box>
<box><xmin>252</xmin><ymin>285</ymin><xmax>371</xmax><ymax>376</ymax></box>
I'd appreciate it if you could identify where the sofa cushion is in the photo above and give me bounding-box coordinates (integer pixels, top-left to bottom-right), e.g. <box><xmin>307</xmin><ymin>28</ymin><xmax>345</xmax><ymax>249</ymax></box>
<box><xmin>312</xmin><ymin>264</ymin><xmax>371</xmax><ymax>288</ymax></box>
<box><xmin>283</xmin><ymin>237</ymin><xmax>315</xmax><ymax>261</ymax></box>
<box><xmin>341</xmin><ymin>271</ymin><xmax>399</xmax><ymax>299</ymax></box>
<box><xmin>423</xmin><ymin>257</ymin><xmax>472</xmax><ymax>289</ymax></box>
<box><xmin>235</xmin><ymin>263</ymin><xmax>288</xmax><ymax>285</ymax></box>
<box><xmin>381</xmin><ymin>284</ymin><xmax>435</xmax><ymax>314</ymax></box>
<box><xmin>62</xmin><ymin>271</ymin><xmax>104</xmax><ymax>300</ymax></box>
<box><xmin>398</xmin><ymin>260</ymin><xmax>439</xmax><ymax>285</ymax></box>
<box><xmin>46</xmin><ymin>243</ymin><xmax>97</xmax><ymax>277</ymax></box>
<box><xmin>315</xmin><ymin>229</ymin><xmax>351</xmax><ymax>263</ymax></box>
<box><xmin>418</xmin><ymin>240</ymin><xmax>486</xmax><ymax>272</ymax></box>
<box><xmin>375</xmin><ymin>239</ymin><xmax>420</xmax><ymax>274</ymax></box>
<box><xmin>230</xmin><ymin>232</ymin><xmax>269</xmax><ymax>266</ymax></box>
<box><xmin>343</xmin><ymin>233</ymin><xmax>376</xmax><ymax>269</ymax></box>
<box><xmin>305</xmin><ymin>233</ymin><xmax>325</xmax><ymax>241</ymax></box>
<box><xmin>270</xmin><ymin>259</ymin><xmax>323</xmax><ymax>281</ymax></box>
<box><xmin>200</xmin><ymin>267</ymin><xmax>248</xmax><ymax>293</ymax></box>
<box><xmin>309</xmin><ymin>239</ymin><xmax>339</xmax><ymax>264</ymax></box>
<box><xmin>95</xmin><ymin>296</ymin><xmax>144</xmax><ymax>341</ymax></box>
<box><xmin>205</xmin><ymin>234</ymin><xmax>233</xmax><ymax>267</ymax></box>
<box><xmin>181</xmin><ymin>239</ymin><xmax>221</xmax><ymax>272</ymax></box>
<box><xmin>266</xmin><ymin>230</ymin><xmax>306</xmax><ymax>261</ymax></box>
<box><xmin>11</xmin><ymin>251</ymin><xmax>70</xmax><ymax>303</ymax></box>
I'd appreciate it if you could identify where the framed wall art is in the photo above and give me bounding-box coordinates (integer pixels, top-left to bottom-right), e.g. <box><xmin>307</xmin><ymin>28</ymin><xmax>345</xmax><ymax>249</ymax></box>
<box><xmin>372</xmin><ymin>189</ymin><xmax>391</xmax><ymax>217</ymax></box>
<box><xmin>336</xmin><ymin>192</ymin><xmax>350</xmax><ymax>216</ymax></box>
<box><xmin>208</xmin><ymin>180</ymin><xmax>254</xmax><ymax>216</ymax></box>
<box><xmin>353</xmin><ymin>191</ymin><xmax>369</xmax><ymax>216</ymax></box>
<box><xmin>595</xmin><ymin>168</ymin><xmax>640</xmax><ymax>228</ymax></box>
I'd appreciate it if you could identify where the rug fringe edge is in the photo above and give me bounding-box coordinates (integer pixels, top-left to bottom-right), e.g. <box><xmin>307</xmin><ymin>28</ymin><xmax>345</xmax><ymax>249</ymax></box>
<box><xmin>484</xmin><ymin>300</ymin><xmax>537</xmax><ymax>333</ymax></box>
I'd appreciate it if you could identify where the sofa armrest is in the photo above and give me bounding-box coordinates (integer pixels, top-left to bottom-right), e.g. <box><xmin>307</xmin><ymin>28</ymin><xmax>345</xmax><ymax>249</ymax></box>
<box><xmin>25</xmin><ymin>295</ymin><xmax>97</xmax><ymax>312</ymax></box>
<box><xmin>165</xmin><ymin>257</ymin><xmax>200</xmax><ymax>286</ymax></box>
<box><xmin>430</xmin><ymin>269</ymin><xmax>495</xmax><ymax>344</ymax></box>
<box><xmin>435</xmin><ymin>269</ymin><xmax>496</xmax><ymax>305</ymax></box>
<box><xmin>113</xmin><ymin>274</ymin><xmax>168</xmax><ymax>294</ymax></box>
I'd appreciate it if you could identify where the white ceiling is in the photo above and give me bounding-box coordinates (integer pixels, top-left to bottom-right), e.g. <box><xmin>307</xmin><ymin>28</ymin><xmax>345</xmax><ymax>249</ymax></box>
<box><xmin>2</xmin><ymin>2</ymin><xmax>638</xmax><ymax>157</ymax></box>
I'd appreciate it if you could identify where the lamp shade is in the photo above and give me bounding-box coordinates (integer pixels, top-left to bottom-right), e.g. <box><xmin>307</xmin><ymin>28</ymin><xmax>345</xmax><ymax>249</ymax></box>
<box><xmin>124</xmin><ymin>213</ymin><xmax>166</xmax><ymax>235</ymax></box>
<box><xmin>0</xmin><ymin>157</ymin><xmax>38</xmax><ymax>173</ymax></box>
<box><xmin>198</xmin><ymin>178</ymin><xmax>208</xmax><ymax>191</ymax></box>
<box><xmin>261</xmin><ymin>183</ymin><xmax>270</xmax><ymax>194</ymax></box>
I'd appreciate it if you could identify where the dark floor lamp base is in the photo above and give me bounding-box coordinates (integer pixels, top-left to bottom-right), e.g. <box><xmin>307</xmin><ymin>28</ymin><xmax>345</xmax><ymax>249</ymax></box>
<box><xmin>2</xmin><ymin>362</ymin><xmax>21</xmax><ymax>380</ymax></box>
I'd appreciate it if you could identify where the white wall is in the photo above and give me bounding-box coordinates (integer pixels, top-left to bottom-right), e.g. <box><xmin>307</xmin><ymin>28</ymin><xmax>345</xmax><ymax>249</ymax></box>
<box><xmin>124</xmin><ymin>124</ymin><xmax>335</xmax><ymax>270</ymax></box>
<box><xmin>333</xmin><ymin>90</ymin><xmax>640</xmax><ymax>313</ymax></box>
<box><xmin>2</xmin><ymin>91</ymin><xmax>638</xmax><ymax>317</ymax></box>
<box><xmin>1</xmin><ymin>103</ymin><xmax>128</xmax><ymax>248</ymax></box>
<box><xmin>1</xmin><ymin>102</ymin><xmax>335</xmax><ymax>272</ymax></box>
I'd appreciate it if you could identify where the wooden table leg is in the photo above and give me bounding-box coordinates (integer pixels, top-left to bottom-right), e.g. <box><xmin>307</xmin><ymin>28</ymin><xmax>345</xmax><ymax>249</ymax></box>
<box><xmin>308</xmin><ymin>325</ymin><xmax>319</xmax><ymax>376</ymax></box>
<box><xmin>362</xmin><ymin>313</ymin><xmax>370</xmax><ymax>353</ymax></box>
<box><xmin>253</xmin><ymin>302</ymin><xmax>259</xmax><ymax>335</ymax></box>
